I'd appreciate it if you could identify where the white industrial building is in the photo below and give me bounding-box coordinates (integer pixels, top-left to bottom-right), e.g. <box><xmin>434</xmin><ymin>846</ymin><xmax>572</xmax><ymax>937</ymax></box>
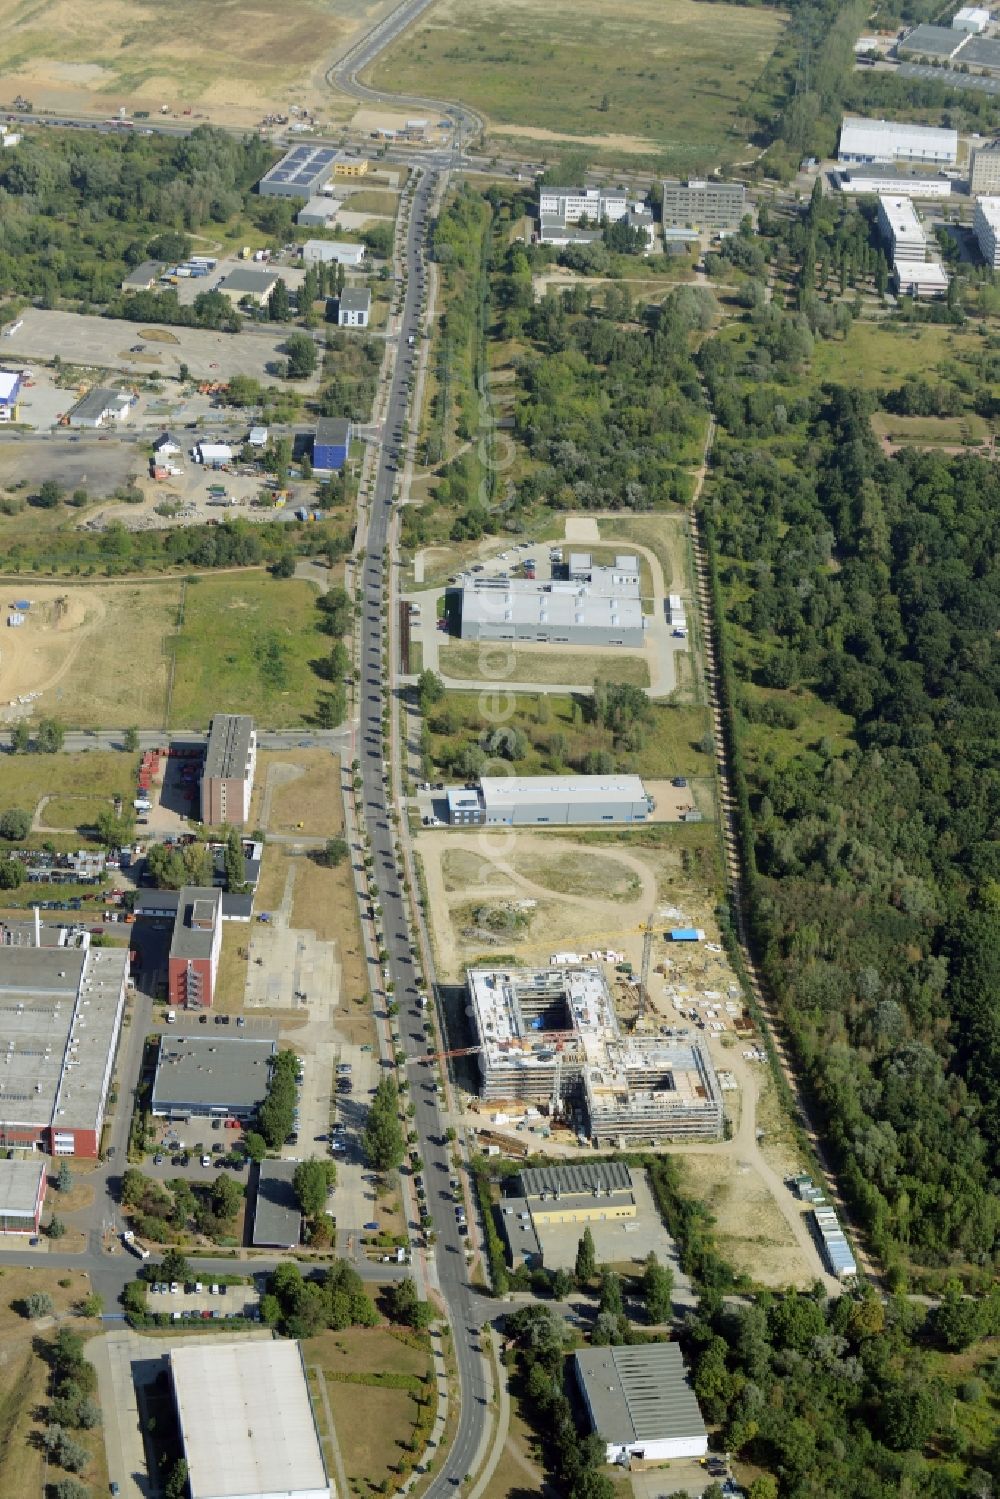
<box><xmin>838</xmin><ymin>115</ymin><xmax>958</xmax><ymax>166</ymax></box>
<box><xmin>953</xmin><ymin>6</ymin><xmax>991</xmax><ymax>33</ymax></box>
<box><xmin>575</xmin><ymin>1343</ymin><xmax>708</xmax><ymax>1463</ymax></box>
<box><xmin>303</xmin><ymin>239</ymin><xmax>365</xmax><ymax>267</ymax></box>
<box><xmin>169</xmin><ymin>1339</ymin><xmax>330</xmax><ymax>1499</ymax></box>
<box><xmin>896</xmin><ymin>260</ymin><xmax>951</xmax><ymax>297</ymax></box>
<box><xmin>457</xmin><ymin>558</ymin><xmax>646</xmax><ymax>646</ymax></box>
<box><xmin>297</xmin><ymin>197</ymin><xmax>341</xmax><ymax>227</ymax></box>
<box><xmin>444</xmin><ymin>774</ymin><xmax>654</xmax><ymax>827</ymax></box>
<box><xmin>836</xmin><ymin>167</ymin><xmax>952</xmax><ymax>198</ymax></box>
<box><xmin>877</xmin><ymin>195</ymin><xmax>927</xmax><ymax>261</ymax></box>
<box><xmin>538</xmin><ymin>186</ymin><xmax>629</xmax><ymax>224</ymax></box>
<box><xmin>975</xmin><ymin>196</ymin><xmax>1000</xmax><ymax>267</ymax></box>
<box><xmin>66</xmin><ymin>387</ymin><xmax>132</xmax><ymax>429</ymax></box>
<box><xmin>875</xmin><ymin>196</ymin><xmax>951</xmax><ymax>298</ymax></box>
<box><xmin>466</xmin><ymin>966</ymin><xmax>724</xmax><ymax>1143</ymax></box>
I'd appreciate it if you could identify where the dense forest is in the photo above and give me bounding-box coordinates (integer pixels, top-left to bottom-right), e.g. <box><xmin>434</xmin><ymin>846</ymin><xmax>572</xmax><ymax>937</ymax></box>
<box><xmin>0</xmin><ymin>126</ymin><xmax>278</xmax><ymax>304</ymax></box>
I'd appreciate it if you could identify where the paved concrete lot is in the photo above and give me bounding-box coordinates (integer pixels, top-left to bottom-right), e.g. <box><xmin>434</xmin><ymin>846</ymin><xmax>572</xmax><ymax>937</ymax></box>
<box><xmin>88</xmin><ymin>1327</ymin><xmax>272</xmax><ymax>1499</ymax></box>
<box><xmin>532</xmin><ymin>1171</ymin><xmax>685</xmax><ymax>1280</ymax></box>
<box><xmin>147</xmin><ymin>1280</ymin><xmax>260</xmax><ymax>1317</ymax></box>
<box><xmin>172</xmin><ymin>258</ymin><xmax>307</xmax><ymax>307</ymax></box>
<box><xmin>631</xmin><ymin>1459</ymin><xmax>724</xmax><ymax>1499</ymax></box>
<box><xmin>6</xmin><ymin>308</ymin><xmax>320</xmax><ymax>385</ymax></box>
<box><xmin>0</xmin><ymin>434</ymin><xmax>137</xmax><ymax>493</ymax></box>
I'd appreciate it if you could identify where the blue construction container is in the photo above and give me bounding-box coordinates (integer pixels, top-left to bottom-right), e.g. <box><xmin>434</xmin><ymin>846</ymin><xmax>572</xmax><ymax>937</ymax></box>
<box><xmin>668</xmin><ymin>928</ymin><xmax>705</xmax><ymax>942</ymax></box>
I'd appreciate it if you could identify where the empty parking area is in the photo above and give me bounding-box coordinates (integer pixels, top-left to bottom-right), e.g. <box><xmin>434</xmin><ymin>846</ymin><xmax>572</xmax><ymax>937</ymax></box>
<box><xmin>6</xmin><ymin>308</ymin><xmax>318</xmax><ymax>385</ymax></box>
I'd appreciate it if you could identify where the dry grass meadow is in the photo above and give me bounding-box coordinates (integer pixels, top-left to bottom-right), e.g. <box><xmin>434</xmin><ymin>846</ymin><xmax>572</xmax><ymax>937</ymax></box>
<box><xmin>0</xmin><ymin>0</ymin><xmax>387</xmax><ymax>123</ymax></box>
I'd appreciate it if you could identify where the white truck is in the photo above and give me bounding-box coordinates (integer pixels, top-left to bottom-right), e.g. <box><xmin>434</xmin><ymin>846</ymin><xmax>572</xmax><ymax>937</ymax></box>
<box><xmin>121</xmin><ymin>1230</ymin><xmax>150</xmax><ymax>1260</ymax></box>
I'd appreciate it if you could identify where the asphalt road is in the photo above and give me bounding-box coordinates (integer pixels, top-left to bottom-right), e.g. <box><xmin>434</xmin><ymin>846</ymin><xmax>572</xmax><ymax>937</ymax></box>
<box><xmin>354</xmin><ymin>173</ymin><xmax>492</xmax><ymax>1493</ymax></box>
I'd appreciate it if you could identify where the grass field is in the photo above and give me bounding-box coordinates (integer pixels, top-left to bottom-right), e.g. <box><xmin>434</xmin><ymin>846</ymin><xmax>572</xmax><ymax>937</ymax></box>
<box><xmin>426</xmin><ymin>690</ymin><xmax>714</xmax><ymax>782</ymax></box>
<box><xmin>168</xmin><ymin>574</ymin><xmax>325</xmax><ymax>729</ymax></box>
<box><xmin>369</xmin><ymin>0</ymin><xmax>786</xmax><ymax>169</ymax></box>
<box><xmin>0</xmin><ymin>750</ymin><xmax>134</xmax><ymax>825</ymax></box>
<box><xmin>809</xmin><ymin>321</ymin><xmax>986</xmax><ymax>391</ymax></box>
<box><xmin>0</xmin><ymin>0</ymin><xmax>373</xmax><ymax>123</ymax></box>
<box><xmin>438</xmin><ymin>641</ymin><xmax>651</xmax><ymax>689</ymax></box>
<box><xmin>870</xmin><ymin>410</ymin><xmax>989</xmax><ymax>445</ymax></box>
<box><xmin>38</xmin><ymin>793</ymin><xmax>117</xmax><ymax>831</ymax></box>
<box><xmin>0</xmin><ymin>1269</ymin><xmax>106</xmax><ymax>1499</ymax></box>
<box><xmin>305</xmin><ymin>1327</ymin><xmax>431</xmax><ymax>1497</ymax></box>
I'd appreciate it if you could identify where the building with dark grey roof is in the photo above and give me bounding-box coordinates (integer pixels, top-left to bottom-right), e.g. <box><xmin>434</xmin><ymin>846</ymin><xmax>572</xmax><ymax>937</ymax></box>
<box><xmin>201</xmin><ymin>714</ymin><xmax>256</xmax><ymax>827</ymax></box>
<box><xmin>168</xmin><ymin>887</ymin><xmax>222</xmax><ymax>1009</ymax></box>
<box><xmin>251</xmin><ymin>1158</ymin><xmax>302</xmax><ymax>1248</ymax></box>
<box><xmin>151</xmin><ymin>1035</ymin><xmax>276</xmax><ymax>1120</ymax></box>
<box><xmin>217</xmin><ymin>267</ymin><xmax>280</xmax><ymax>307</ymax></box>
<box><xmin>258</xmin><ymin>144</ymin><xmax>340</xmax><ymax>198</ymax></box>
<box><xmin>313</xmin><ymin>416</ymin><xmax>352</xmax><ymax>472</ymax></box>
<box><xmin>896</xmin><ymin>23</ymin><xmax>966</xmax><ymax>58</ymax></box>
<box><xmin>337</xmin><ymin>286</ymin><xmax>371</xmax><ymax>327</ymax></box>
<box><xmin>575</xmin><ymin>1343</ymin><xmax>708</xmax><ymax>1462</ymax></box>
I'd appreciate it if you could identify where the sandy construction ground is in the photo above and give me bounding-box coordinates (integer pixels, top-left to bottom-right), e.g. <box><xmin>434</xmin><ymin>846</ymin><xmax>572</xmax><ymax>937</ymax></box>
<box><xmin>0</xmin><ymin>0</ymin><xmax>400</xmax><ymax>127</ymax></box>
<box><xmin>0</xmin><ymin>579</ymin><xmax>180</xmax><ymax>727</ymax></box>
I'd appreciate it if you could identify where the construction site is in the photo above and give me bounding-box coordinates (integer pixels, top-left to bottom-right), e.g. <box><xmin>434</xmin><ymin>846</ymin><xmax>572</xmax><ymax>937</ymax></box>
<box><xmin>465</xmin><ymin>964</ymin><xmax>724</xmax><ymax>1147</ymax></box>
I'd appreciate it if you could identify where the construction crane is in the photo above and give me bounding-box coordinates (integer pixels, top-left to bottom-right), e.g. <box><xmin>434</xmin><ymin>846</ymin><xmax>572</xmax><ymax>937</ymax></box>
<box><xmin>635</xmin><ymin>923</ymin><xmax>654</xmax><ymax>1029</ymax></box>
<box><xmin>420</xmin><ymin>1029</ymin><xmax>580</xmax><ymax>1065</ymax></box>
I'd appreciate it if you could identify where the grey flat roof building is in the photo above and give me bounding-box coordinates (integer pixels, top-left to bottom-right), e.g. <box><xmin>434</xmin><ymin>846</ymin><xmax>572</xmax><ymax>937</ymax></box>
<box><xmin>315</xmin><ymin>415</ymin><xmax>351</xmax><ymax>449</ymax></box>
<box><xmin>0</xmin><ymin>939</ymin><xmax>128</xmax><ymax>1155</ymax></box>
<box><xmin>661</xmin><ymin>178</ymin><xmax>747</xmax><ymax>231</ymax></box>
<box><xmin>519</xmin><ymin>1161</ymin><xmax>633</xmax><ymax>1198</ymax></box>
<box><xmin>498</xmin><ymin>1194</ymin><xmax>542</xmax><ymax>1264</ymax></box>
<box><xmin>0</xmin><ymin>1158</ymin><xmax>46</xmax><ymax>1229</ymax></box>
<box><xmin>258</xmin><ymin>144</ymin><xmax>339</xmax><ymax>198</ymax></box>
<box><xmin>217</xmin><ymin>267</ymin><xmax>279</xmax><ymax>301</ymax></box>
<box><xmin>897</xmin><ymin>23</ymin><xmax>966</xmax><ymax>57</ymax></box>
<box><xmin>252</xmin><ymin>1159</ymin><xmax>302</xmax><ymax>1247</ymax></box>
<box><xmin>204</xmin><ymin>714</ymin><xmax>255</xmax><ymax>783</ymax></box>
<box><xmin>170</xmin><ymin>887</ymin><xmax>221</xmax><ymax>965</ymax></box>
<box><xmin>122</xmin><ymin>259</ymin><xmax>164</xmax><ymax>289</ymax></box>
<box><xmin>445</xmin><ymin>774</ymin><xmax>653</xmax><ymax>827</ymax></box>
<box><xmin>151</xmin><ymin>1035</ymin><xmax>276</xmax><ymax>1118</ymax></box>
<box><xmin>954</xmin><ymin>35</ymin><xmax>1000</xmax><ymax>71</ymax></box>
<box><xmin>575</xmin><ymin>1343</ymin><xmax>708</xmax><ymax>1462</ymax></box>
<box><xmin>338</xmin><ymin>287</ymin><xmax>370</xmax><ymax>314</ymax></box>
<box><xmin>67</xmin><ymin>387</ymin><xmax>129</xmax><ymax>426</ymax></box>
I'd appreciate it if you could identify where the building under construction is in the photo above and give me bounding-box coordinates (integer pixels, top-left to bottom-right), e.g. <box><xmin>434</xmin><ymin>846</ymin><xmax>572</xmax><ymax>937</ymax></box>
<box><xmin>466</xmin><ymin>967</ymin><xmax>723</xmax><ymax>1145</ymax></box>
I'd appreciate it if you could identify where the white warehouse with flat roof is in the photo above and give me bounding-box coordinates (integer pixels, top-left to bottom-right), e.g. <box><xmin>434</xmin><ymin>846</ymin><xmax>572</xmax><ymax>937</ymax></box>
<box><xmin>444</xmin><ymin>774</ymin><xmax>653</xmax><ymax>826</ymax></box>
<box><xmin>169</xmin><ymin>1339</ymin><xmax>331</xmax><ymax>1499</ymax></box>
<box><xmin>457</xmin><ymin>559</ymin><xmax>646</xmax><ymax>646</ymax></box>
<box><xmin>974</xmin><ymin>196</ymin><xmax>1000</xmax><ymax>267</ymax></box>
<box><xmin>838</xmin><ymin>116</ymin><xmax>958</xmax><ymax>165</ymax></box>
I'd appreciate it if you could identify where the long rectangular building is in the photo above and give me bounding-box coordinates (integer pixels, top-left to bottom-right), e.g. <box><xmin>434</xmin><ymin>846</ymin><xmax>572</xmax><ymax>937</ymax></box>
<box><xmin>445</xmin><ymin>774</ymin><xmax>653</xmax><ymax>827</ymax></box>
<box><xmin>466</xmin><ymin>966</ymin><xmax>723</xmax><ymax>1143</ymax></box>
<box><xmin>838</xmin><ymin>115</ymin><xmax>958</xmax><ymax>165</ymax></box>
<box><xmin>836</xmin><ymin>166</ymin><xmax>952</xmax><ymax>198</ymax></box>
<box><xmin>660</xmin><ymin>178</ymin><xmax>746</xmax><ymax>231</ymax></box>
<box><xmin>457</xmin><ymin>559</ymin><xmax>646</xmax><ymax>646</ymax></box>
<box><xmin>201</xmin><ymin>713</ymin><xmax>256</xmax><ymax>827</ymax></box>
<box><xmin>876</xmin><ymin>194</ymin><xmax>927</xmax><ymax>261</ymax></box>
<box><xmin>0</xmin><ymin>934</ymin><xmax>128</xmax><ymax>1157</ymax></box>
<box><xmin>975</xmin><ymin>196</ymin><xmax>1000</xmax><ymax>267</ymax></box>
<box><xmin>538</xmin><ymin>186</ymin><xmax>629</xmax><ymax>224</ymax></box>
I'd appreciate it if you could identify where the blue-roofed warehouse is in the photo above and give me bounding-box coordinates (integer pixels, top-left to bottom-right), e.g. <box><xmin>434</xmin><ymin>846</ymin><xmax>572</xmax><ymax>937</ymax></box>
<box><xmin>313</xmin><ymin>416</ymin><xmax>351</xmax><ymax>473</ymax></box>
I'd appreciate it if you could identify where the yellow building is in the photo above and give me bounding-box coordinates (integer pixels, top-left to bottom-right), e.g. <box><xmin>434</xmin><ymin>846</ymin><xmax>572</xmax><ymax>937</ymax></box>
<box><xmin>334</xmin><ymin>156</ymin><xmax>368</xmax><ymax>178</ymax></box>
<box><xmin>519</xmin><ymin>1162</ymin><xmax>637</xmax><ymax>1225</ymax></box>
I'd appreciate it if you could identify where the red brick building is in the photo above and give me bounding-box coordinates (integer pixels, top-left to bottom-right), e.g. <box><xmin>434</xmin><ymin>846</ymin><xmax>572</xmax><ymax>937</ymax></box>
<box><xmin>168</xmin><ymin>887</ymin><xmax>222</xmax><ymax>1010</ymax></box>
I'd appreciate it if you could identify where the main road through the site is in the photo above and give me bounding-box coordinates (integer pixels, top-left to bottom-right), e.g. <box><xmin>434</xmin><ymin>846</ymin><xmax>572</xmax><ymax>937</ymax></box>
<box><xmin>353</xmin><ymin>159</ymin><xmax>494</xmax><ymax>1488</ymax></box>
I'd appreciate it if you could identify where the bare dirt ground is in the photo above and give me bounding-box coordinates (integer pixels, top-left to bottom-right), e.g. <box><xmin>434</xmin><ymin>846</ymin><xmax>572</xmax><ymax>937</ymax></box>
<box><xmin>0</xmin><ymin>580</ymin><xmax>180</xmax><ymax>726</ymax></box>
